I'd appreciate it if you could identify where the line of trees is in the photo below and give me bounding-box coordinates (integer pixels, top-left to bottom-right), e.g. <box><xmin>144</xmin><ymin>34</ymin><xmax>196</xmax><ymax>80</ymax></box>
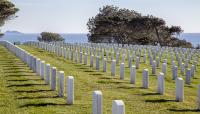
<box><xmin>87</xmin><ymin>5</ymin><xmax>192</xmax><ymax>48</ymax></box>
<box><xmin>0</xmin><ymin>0</ymin><xmax>19</xmax><ymax>37</ymax></box>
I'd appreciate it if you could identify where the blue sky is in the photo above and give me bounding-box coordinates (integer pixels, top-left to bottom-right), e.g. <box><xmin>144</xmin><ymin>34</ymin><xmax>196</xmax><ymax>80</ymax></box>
<box><xmin>1</xmin><ymin>0</ymin><xmax>200</xmax><ymax>33</ymax></box>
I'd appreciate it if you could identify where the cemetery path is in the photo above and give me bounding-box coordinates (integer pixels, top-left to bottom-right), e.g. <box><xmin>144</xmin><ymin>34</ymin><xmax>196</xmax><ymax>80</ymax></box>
<box><xmin>17</xmin><ymin>45</ymin><xmax>200</xmax><ymax>114</ymax></box>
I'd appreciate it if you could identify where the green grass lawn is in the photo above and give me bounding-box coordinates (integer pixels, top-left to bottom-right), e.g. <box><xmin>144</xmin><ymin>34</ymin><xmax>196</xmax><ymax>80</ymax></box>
<box><xmin>1</xmin><ymin>44</ymin><xmax>200</xmax><ymax>114</ymax></box>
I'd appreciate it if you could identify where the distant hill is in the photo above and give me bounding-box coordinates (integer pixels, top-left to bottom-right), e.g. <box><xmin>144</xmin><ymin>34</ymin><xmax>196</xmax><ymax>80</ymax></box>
<box><xmin>4</xmin><ymin>31</ymin><xmax>24</xmax><ymax>35</ymax></box>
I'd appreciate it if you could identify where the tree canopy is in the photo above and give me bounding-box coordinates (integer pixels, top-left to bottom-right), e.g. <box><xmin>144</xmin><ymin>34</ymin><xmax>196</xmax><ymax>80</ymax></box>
<box><xmin>0</xmin><ymin>0</ymin><xmax>19</xmax><ymax>36</ymax></box>
<box><xmin>87</xmin><ymin>5</ymin><xmax>192</xmax><ymax>48</ymax></box>
<box><xmin>38</xmin><ymin>32</ymin><xmax>65</xmax><ymax>42</ymax></box>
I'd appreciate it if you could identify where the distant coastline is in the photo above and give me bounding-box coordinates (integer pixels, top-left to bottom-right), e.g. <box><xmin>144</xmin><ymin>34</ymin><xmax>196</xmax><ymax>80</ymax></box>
<box><xmin>4</xmin><ymin>31</ymin><xmax>24</xmax><ymax>35</ymax></box>
<box><xmin>1</xmin><ymin>31</ymin><xmax>199</xmax><ymax>46</ymax></box>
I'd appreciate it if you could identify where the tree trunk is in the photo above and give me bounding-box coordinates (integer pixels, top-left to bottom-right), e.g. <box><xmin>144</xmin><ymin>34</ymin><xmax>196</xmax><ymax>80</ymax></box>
<box><xmin>121</xmin><ymin>39</ymin><xmax>124</xmax><ymax>47</ymax></box>
<box><xmin>155</xmin><ymin>27</ymin><xmax>162</xmax><ymax>46</ymax></box>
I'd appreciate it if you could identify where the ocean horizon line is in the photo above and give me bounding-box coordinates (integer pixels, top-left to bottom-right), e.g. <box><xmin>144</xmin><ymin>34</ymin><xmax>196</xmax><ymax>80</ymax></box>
<box><xmin>3</xmin><ymin>31</ymin><xmax>200</xmax><ymax>35</ymax></box>
<box><xmin>1</xmin><ymin>32</ymin><xmax>199</xmax><ymax>46</ymax></box>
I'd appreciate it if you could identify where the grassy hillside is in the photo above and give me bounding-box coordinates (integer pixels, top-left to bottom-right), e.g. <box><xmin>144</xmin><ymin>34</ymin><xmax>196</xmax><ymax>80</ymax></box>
<box><xmin>0</xmin><ymin>44</ymin><xmax>200</xmax><ymax>114</ymax></box>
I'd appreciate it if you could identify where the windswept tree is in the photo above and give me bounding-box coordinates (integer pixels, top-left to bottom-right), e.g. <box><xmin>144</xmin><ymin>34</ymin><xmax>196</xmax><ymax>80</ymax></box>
<box><xmin>38</xmin><ymin>32</ymin><xmax>64</xmax><ymax>42</ymax></box>
<box><xmin>147</xmin><ymin>16</ymin><xmax>166</xmax><ymax>45</ymax></box>
<box><xmin>161</xmin><ymin>26</ymin><xmax>183</xmax><ymax>46</ymax></box>
<box><xmin>0</xmin><ymin>0</ymin><xmax>19</xmax><ymax>36</ymax></box>
<box><xmin>87</xmin><ymin>5</ymin><xmax>191</xmax><ymax>48</ymax></box>
<box><xmin>87</xmin><ymin>5</ymin><xmax>141</xmax><ymax>45</ymax></box>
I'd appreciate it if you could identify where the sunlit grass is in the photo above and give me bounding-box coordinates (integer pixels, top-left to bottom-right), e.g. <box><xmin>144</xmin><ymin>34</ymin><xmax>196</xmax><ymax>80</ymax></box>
<box><xmin>0</xmin><ymin>44</ymin><xmax>200</xmax><ymax>114</ymax></box>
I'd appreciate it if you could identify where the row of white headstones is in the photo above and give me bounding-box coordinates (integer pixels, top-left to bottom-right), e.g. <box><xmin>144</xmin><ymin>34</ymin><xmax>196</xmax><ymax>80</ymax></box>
<box><xmin>0</xmin><ymin>41</ymin><xmax>125</xmax><ymax>114</ymax></box>
<box><xmin>23</xmin><ymin>42</ymin><xmax>199</xmax><ymax>84</ymax></box>
<box><xmin>26</xmin><ymin>41</ymin><xmax>199</xmax><ymax>71</ymax></box>
<box><xmin>25</xmin><ymin>42</ymin><xmax>199</xmax><ymax>75</ymax></box>
<box><xmin>23</xmin><ymin>42</ymin><xmax>200</xmax><ymax>109</ymax></box>
<box><xmin>23</xmin><ymin>41</ymin><xmax>200</xmax><ymax>111</ymax></box>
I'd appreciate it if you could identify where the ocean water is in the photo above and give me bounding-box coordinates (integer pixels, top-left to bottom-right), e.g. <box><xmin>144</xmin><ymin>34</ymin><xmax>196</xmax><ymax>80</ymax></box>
<box><xmin>0</xmin><ymin>33</ymin><xmax>199</xmax><ymax>46</ymax></box>
<box><xmin>0</xmin><ymin>33</ymin><xmax>88</xmax><ymax>43</ymax></box>
<box><xmin>179</xmin><ymin>33</ymin><xmax>200</xmax><ymax>46</ymax></box>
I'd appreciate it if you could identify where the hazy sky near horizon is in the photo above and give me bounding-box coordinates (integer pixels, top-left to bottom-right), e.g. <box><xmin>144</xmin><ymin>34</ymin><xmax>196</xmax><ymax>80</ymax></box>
<box><xmin>1</xmin><ymin>0</ymin><xmax>200</xmax><ymax>33</ymax></box>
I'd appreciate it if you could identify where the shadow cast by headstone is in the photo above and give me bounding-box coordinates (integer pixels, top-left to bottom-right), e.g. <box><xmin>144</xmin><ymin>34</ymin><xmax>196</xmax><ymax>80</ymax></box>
<box><xmin>77</xmin><ymin>67</ymin><xmax>88</xmax><ymax>70</ymax></box>
<box><xmin>47</xmin><ymin>53</ymin><xmax>54</xmax><ymax>56</ymax></box>
<box><xmin>7</xmin><ymin>83</ymin><xmax>46</xmax><ymax>87</ymax></box>
<box><xmin>145</xmin><ymin>99</ymin><xmax>176</xmax><ymax>103</ymax></box>
<box><xmin>19</xmin><ymin>102</ymin><xmax>68</xmax><ymax>108</ymax></box>
<box><xmin>0</xmin><ymin>63</ymin><xmax>14</xmax><ymax>65</ymax></box>
<box><xmin>1</xmin><ymin>63</ymin><xmax>26</xmax><ymax>66</ymax></box>
<box><xmin>3</xmin><ymin>66</ymin><xmax>29</xmax><ymax>70</ymax></box>
<box><xmin>149</xmin><ymin>74</ymin><xmax>157</xmax><ymax>77</ymax></box>
<box><xmin>141</xmin><ymin>92</ymin><xmax>160</xmax><ymax>96</ymax></box>
<box><xmin>168</xmin><ymin>109</ymin><xmax>200</xmax><ymax>112</ymax></box>
<box><xmin>17</xmin><ymin>95</ymin><xmax>59</xmax><ymax>99</ymax></box>
<box><xmin>107</xmin><ymin>61</ymin><xmax>111</xmax><ymax>63</ymax></box>
<box><xmin>74</xmin><ymin>64</ymin><xmax>82</xmax><ymax>67</ymax></box>
<box><xmin>3</xmin><ymin>70</ymin><xmax>33</xmax><ymax>73</ymax></box>
<box><xmin>38</xmin><ymin>50</ymin><xmax>44</xmax><ymax>52</ymax></box>
<box><xmin>27</xmin><ymin>78</ymin><xmax>43</xmax><ymax>81</ymax></box>
<box><xmin>89</xmin><ymin>73</ymin><xmax>103</xmax><ymax>76</ymax></box>
<box><xmin>14</xmin><ymin>89</ymin><xmax>52</xmax><ymax>93</ymax></box>
<box><xmin>5</xmin><ymin>74</ymin><xmax>35</xmax><ymax>77</ymax></box>
<box><xmin>97</xmin><ymin>80</ymin><xmax>123</xmax><ymax>84</ymax></box>
<box><xmin>1</xmin><ymin>65</ymin><xmax>28</xmax><ymax>68</ymax></box>
<box><xmin>84</xmin><ymin>70</ymin><xmax>95</xmax><ymax>73</ymax></box>
<box><xmin>133</xmin><ymin>86</ymin><xmax>144</xmax><ymax>89</ymax></box>
<box><xmin>7</xmin><ymin>79</ymin><xmax>28</xmax><ymax>82</ymax></box>
<box><xmin>157</xmin><ymin>67</ymin><xmax>161</xmax><ymax>69</ymax></box>
<box><xmin>185</xmin><ymin>85</ymin><xmax>194</xmax><ymax>88</ymax></box>
<box><xmin>110</xmin><ymin>80</ymin><xmax>124</xmax><ymax>84</ymax></box>
<box><xmin>0</xmin><ymin>61</ymin><xmax>14</xmax><ymax>63</ymax></box>
<box><xmin>99</xmin><ymin>77</ymin><xmax>112</xmax><ymax>80</ymax></box>
<box><xmin>74</xmin><ymin>63</ymin><xmax>91</xmax><ymax>68</ymax></box>
<box><xmin>117</xmin><ymin>86</ymin><xmax>134</xmax><ymax>89</ymax></box>
<box><xmin>138</xmin><ymin>71</ymin><xmax>143</xmax><ymax>73</ymax></box>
